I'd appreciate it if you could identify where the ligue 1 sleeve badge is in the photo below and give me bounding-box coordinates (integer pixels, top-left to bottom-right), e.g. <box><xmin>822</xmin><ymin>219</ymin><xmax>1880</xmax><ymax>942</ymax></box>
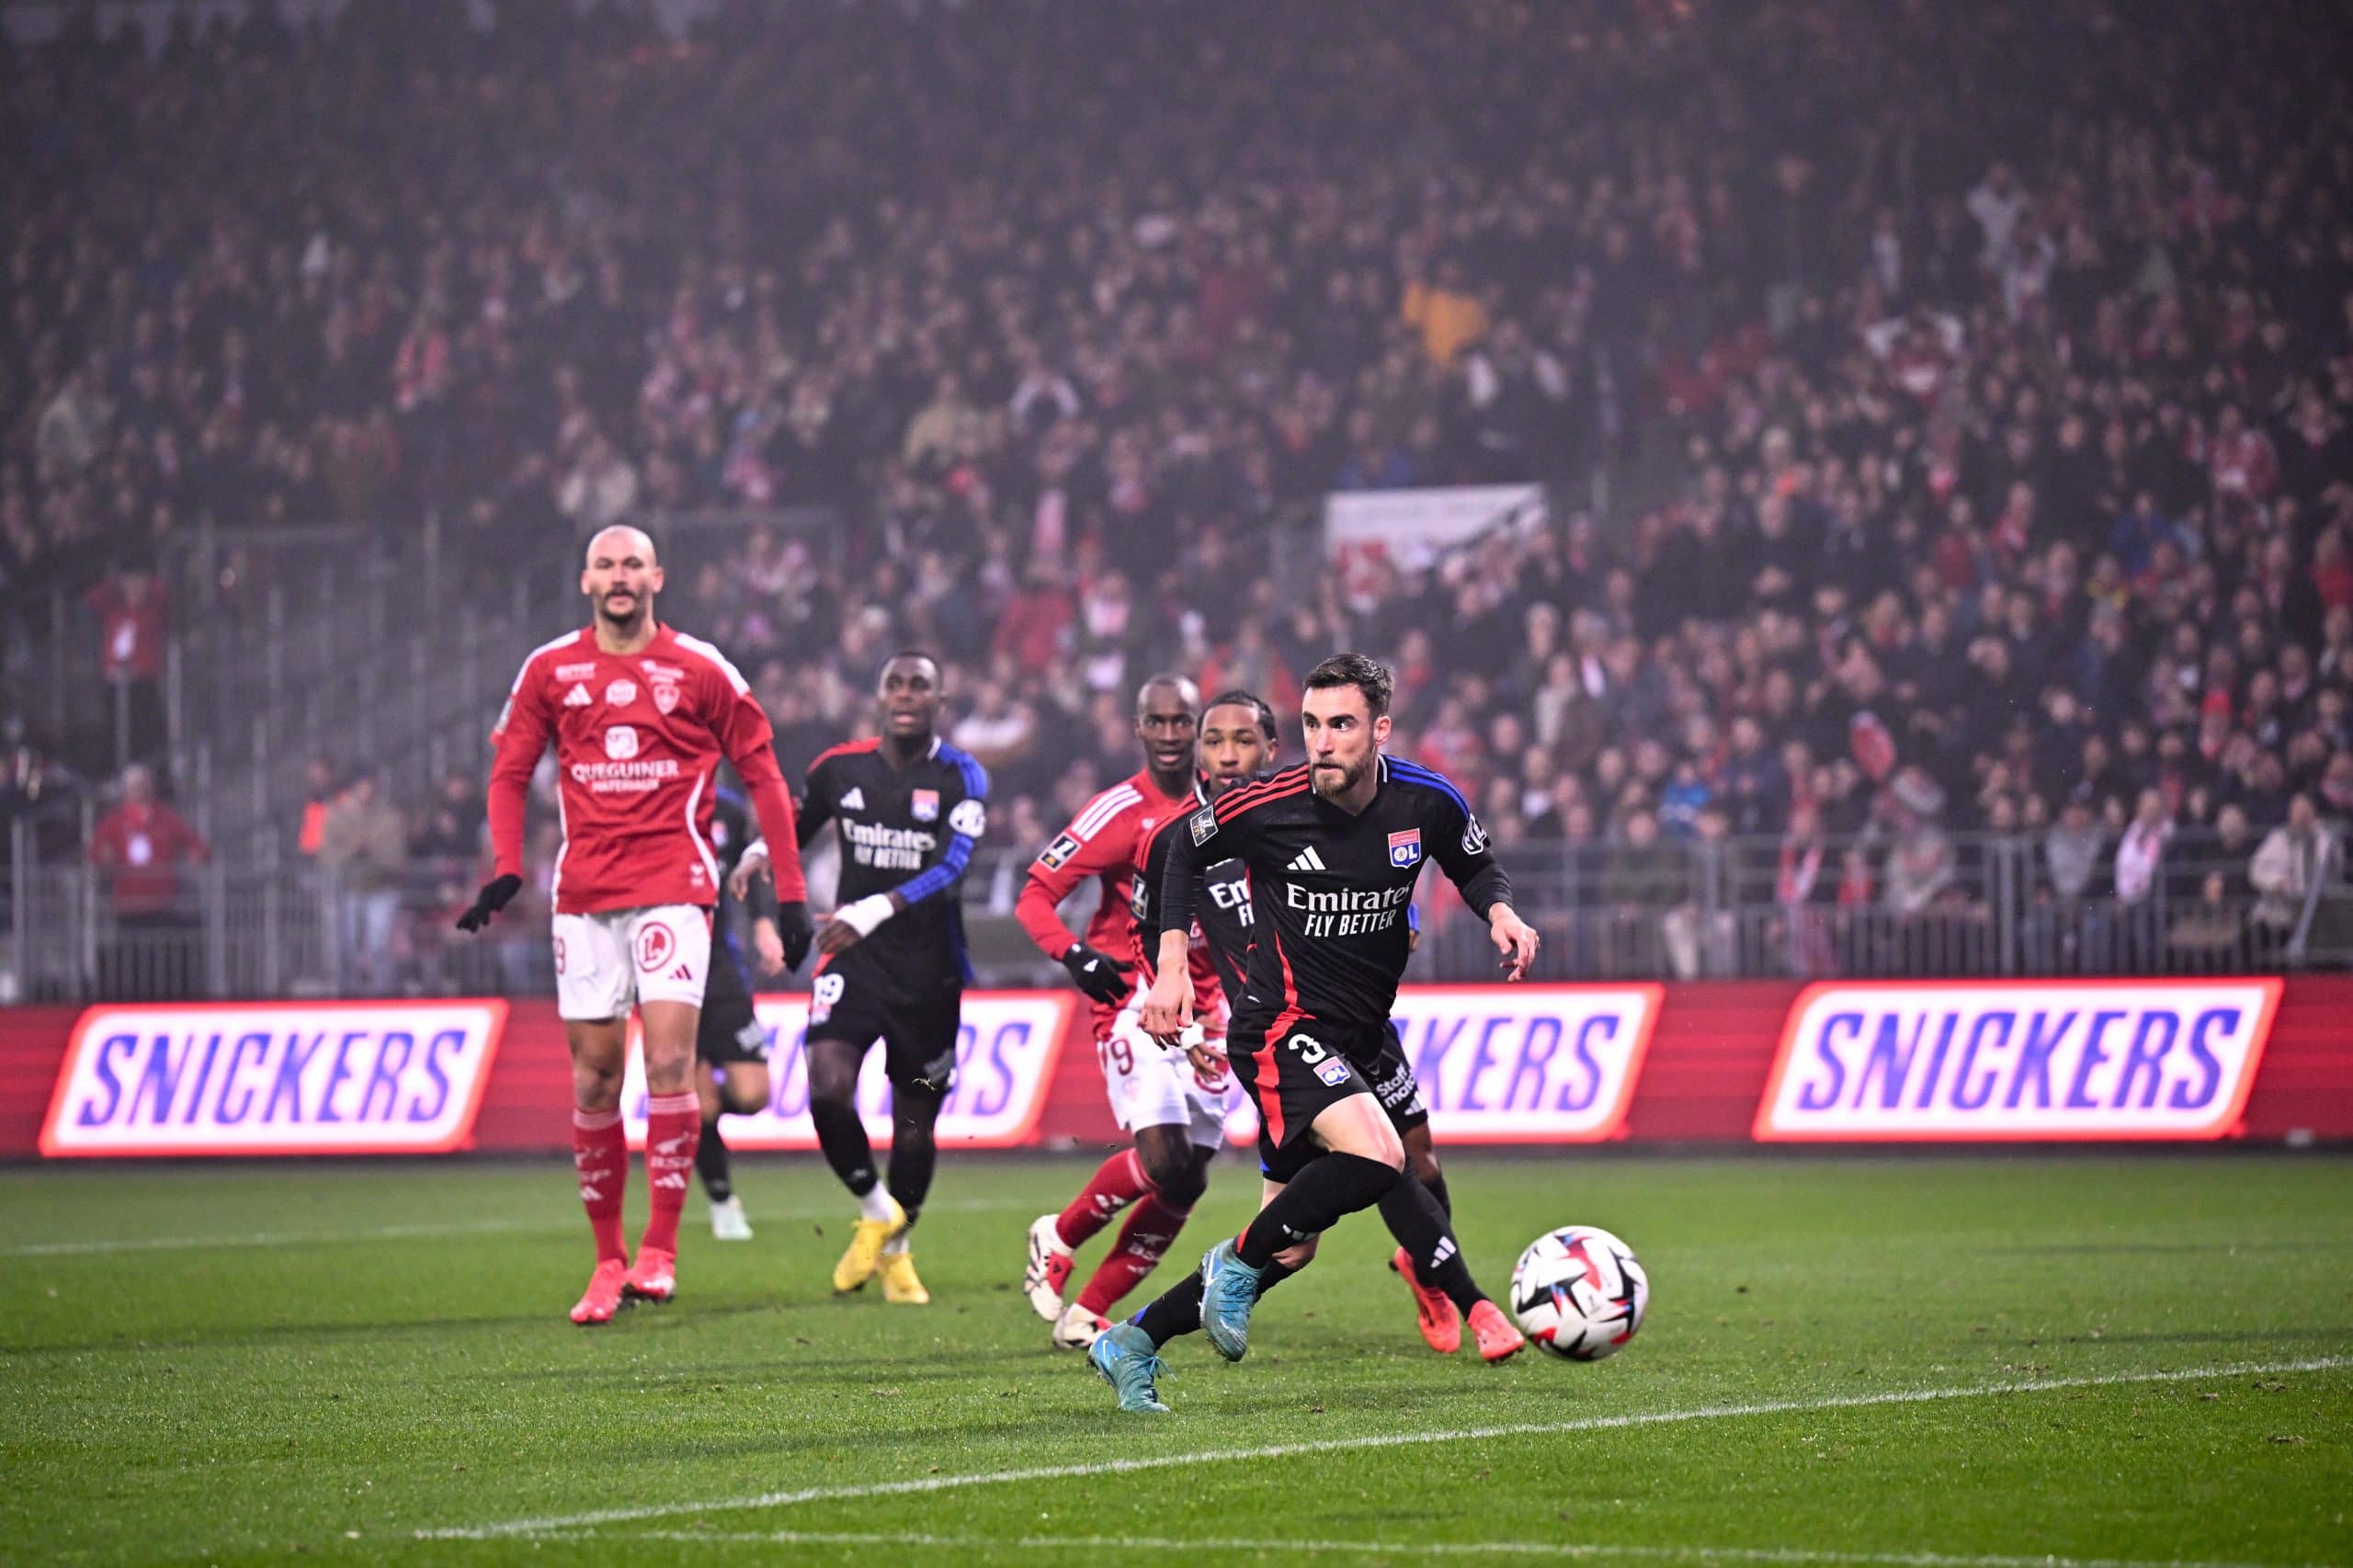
<box><xmin>1388</xmin><ymin>828</ymin><xmax>1423</xmax><ymax>867</ymax></box>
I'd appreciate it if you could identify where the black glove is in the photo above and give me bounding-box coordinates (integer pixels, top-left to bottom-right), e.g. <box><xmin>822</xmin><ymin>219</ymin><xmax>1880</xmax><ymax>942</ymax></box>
<box><xmin>455</xmin><ymin>873</ymin><xmax>523</xmax><ymax>933</ymax></box>
<box><xmin>1061</xmin><ymin>941</ymin><xmax>1134</xmax><ymax>1006</ymax></box>
<box><xmin>775</xmin><ymin>901</ymin><xmax>814</xmax><ymax>972</ymax></box>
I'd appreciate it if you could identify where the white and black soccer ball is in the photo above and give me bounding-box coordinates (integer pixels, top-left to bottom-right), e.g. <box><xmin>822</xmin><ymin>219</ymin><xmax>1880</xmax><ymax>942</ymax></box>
<box><xmin>1510</xmin><ymin>1225</ymin><xmax>1647</xmax><ymax>1361</ymax></box>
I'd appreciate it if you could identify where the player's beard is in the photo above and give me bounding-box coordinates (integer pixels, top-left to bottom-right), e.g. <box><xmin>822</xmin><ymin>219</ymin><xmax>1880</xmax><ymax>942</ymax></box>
<box><xmin>597</xmin><ymin>588</ymin><xmax>648</xmax><ymax>633</ymax></box>
<box><xmin>1311</xmin><ymin>756</ymin><xmax>1368</xmax><ymax>799</ymax></box>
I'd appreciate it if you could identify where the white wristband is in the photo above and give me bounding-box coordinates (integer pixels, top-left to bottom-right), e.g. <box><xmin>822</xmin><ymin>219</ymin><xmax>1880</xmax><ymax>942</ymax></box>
<box><xmin>740</xmin><ymin>838</ymin><xmax>769</xmax><ymax>867</ymax></box>
<box><xmin>836</xmin><ymin>894</ymin><xmax>894</xmax><ymax>938</ymax></box>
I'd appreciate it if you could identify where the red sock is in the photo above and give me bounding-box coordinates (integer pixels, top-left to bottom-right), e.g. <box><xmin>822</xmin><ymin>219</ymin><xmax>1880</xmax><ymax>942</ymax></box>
<box><xmin>1076</xmin><ymin>1190</ymin><xmax>1193</xmax><ymax>1317</ymax></box>
<box><xmin>640</xmin><ymin>1092</ymin><xmax>701</xmax><ymax>1258</ymax></box>
<box><xmin>1054</xmin><ymin>1148</ymin><xmax>1153</xmax><ymax>1250</ymax></box>
<box><xmin>572</xmin><ymin>1107</ymin><xmax>628</xmax><ymax>1265</ymax></box>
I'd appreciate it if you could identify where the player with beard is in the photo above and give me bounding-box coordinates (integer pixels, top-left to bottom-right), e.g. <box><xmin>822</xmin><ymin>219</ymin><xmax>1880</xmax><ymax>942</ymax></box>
<box><xmin>1133</xmin><ymin>689</ymin><xmax>1522</xmax><ymax>1362</ymax></box>
<box><xmin>461</xmin><ymin>525</ymin><xmax>813</xmax><ymax>1324</ymax></box>
<box><xmin>1091</xmin><ymin>654</ymin><xmax>1539</xmax><ymax>1412</ymax></box>
<box><xmin>1017</xmin><ymin>676</ymin><xmax>1231</xmax><ymax>1349</ymax></box>
<box><xmin>734</xmin><ymin>652</ymin><xmax>987</xmax><ymax>1304</ymax></box>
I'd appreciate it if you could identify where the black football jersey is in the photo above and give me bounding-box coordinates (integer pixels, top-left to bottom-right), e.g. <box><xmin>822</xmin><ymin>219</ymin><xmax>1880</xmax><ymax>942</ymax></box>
<box><xmin>1132</xmin><ymin>777</ymin><xmax>1256</xmax><ymax>1002</ymax></box>
<box><xmin>708</xmin><ymin>784</ymin><xmax>778</xmax><ymax>961</ymax></box>
<box><xmin>1159</xmin><ymin>756</ymin><xmax>1507</xmax><ymax>1028</ymax></box>
<box><xmin>799</xmin><ymin>735</ymin><xmax>989</xmax><ymax>1001</ymax></box>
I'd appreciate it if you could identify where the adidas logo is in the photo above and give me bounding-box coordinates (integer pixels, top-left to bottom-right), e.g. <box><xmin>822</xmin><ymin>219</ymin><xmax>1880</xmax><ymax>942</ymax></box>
<box><xmin>1286</xmin><ymin>845</ymin><xmax>1328</xmax><ymax>873</ymax></box>
<box><xmin>670</xmin><ymin>963</ymin><xmax>692</xmax><ymax>980</ymax></box>
<box><xmin>840</xmin><ymin>786</ymin><xmax>866</xmax><ymax>811</ymax></box>
<box><xmin>563</xmin><ymin>684</ymin><xmax>593</xmax><ymax>708</ymax></box>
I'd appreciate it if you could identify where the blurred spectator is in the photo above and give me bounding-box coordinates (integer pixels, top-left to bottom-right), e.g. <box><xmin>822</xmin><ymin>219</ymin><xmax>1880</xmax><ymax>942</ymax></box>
<box><xmin>85</xmin><ymin>564</ymin><xmax>169</xmax><ymax>767</ymax></box>
<box><xmin>2251</xmin><ymin>794</ymin><xmax>2340</xmax><ymax>943</ymax></box>
<box><xmin>318</xmin><ymin>772</ymin><xmax>408</xmax><ymax>994</ymax></box>
<box><xmin>296</xmin><ymin>756</ymin><xmax>340</xmax><ymax>859</ymax></box>
<box><xmin>85</xmin><ymin>765</ymin><xmax>207</xmax><ymax>997</ymax></box>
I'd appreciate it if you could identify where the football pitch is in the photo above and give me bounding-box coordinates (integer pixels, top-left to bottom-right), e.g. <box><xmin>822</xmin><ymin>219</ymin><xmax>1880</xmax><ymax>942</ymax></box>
<box><xmin>1</xmin><ymin>1153</ymin><xmax>2347</xmax><ymax>1566</ymax></box>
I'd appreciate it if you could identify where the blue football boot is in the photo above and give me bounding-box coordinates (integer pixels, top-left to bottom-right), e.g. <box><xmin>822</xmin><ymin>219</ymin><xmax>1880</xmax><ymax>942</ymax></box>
<box><xmin>1088</xmin><ymin>1322</ymin><xmax>1172</xmax><ymax>1414</ymax></box>
<box><xmin>1199</xmin><ymin>1238</ymin><xmax>1266</xmax><ymax>1362</ymax></box>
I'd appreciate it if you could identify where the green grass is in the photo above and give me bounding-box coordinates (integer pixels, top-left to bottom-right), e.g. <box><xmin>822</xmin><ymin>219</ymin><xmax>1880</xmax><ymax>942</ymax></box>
<box><xmin>1</xmin><ymin>1153</ymin><xmax>2347</xmax><ymax>1566</ymax></box>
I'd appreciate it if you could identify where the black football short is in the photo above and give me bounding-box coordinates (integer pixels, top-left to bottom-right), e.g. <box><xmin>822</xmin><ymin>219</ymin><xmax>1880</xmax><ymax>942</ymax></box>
<box><xmin>1229</xmin><ymin>1014</ymin><xmax>1379</xmax><ymax>1184</ymax></box>
<box><xmin>803</xmin><ymin>961</ymin><xmax>961</xmax><ymax>1095</ymax></box>
<box><xmin>695</xmin><ymin>941</ymin><xmax>770</xmax><ymax>1066</ymax></box>
<box><xmin>1352</xmin><ymin>1019</ymin><xmax>1430</xmax><ymax>1134</ymax></box>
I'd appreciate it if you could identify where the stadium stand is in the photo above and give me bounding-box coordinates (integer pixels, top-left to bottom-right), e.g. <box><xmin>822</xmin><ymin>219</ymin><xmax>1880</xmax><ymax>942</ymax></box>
<box><xmin>4</xmin><ymin>0</ymin><xmax>2350</xmax><ymax>996</ymax></box>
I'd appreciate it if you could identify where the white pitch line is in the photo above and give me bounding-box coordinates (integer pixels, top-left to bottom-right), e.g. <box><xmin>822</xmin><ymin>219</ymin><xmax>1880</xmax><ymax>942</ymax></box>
<box><xmin>581</xmin><ymin>1528</ymin><xmax>2332</xmax><ymax>1568</ymax></box>
<box><xmin>6</xmin><ymin>1197</ymin><xmax>1030</xmax><ymax>1257</ymax></box>
<box><xmin>419</xmin><ymin>1354</ymin><xmax>2351</xmax><ymax>1541</ymax></box>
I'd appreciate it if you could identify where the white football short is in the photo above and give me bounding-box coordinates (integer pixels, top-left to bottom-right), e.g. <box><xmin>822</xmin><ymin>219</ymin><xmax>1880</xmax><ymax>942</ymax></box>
<box><xmin>551</xmin><ymin>904</ymin><xmax>712</xmax><ymax>1021</ymax></box>
<box><xmin>1098</xmin><ymin>1004</ymin><xmax>1231</xmax><ymax>1149</ymax></box>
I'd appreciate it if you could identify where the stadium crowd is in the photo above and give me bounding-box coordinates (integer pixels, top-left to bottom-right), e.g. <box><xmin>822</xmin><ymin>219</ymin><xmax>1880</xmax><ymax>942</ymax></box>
<box><xmin>7</xmin><ymin>0</ymin><xmax>2353</xmax><ymax>988</ymax></box>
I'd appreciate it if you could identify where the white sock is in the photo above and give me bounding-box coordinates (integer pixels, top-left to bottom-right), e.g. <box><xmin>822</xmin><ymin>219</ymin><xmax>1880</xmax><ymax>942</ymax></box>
<box><xmin>857</xmin><ymin>1185</ymin><xmax>896</xmax><ymax>1223</ymax></box>
<box><xmin>881</xmin><ymin>1231</ymin><xmax>911</xmax><ymax>1256</ymax></box>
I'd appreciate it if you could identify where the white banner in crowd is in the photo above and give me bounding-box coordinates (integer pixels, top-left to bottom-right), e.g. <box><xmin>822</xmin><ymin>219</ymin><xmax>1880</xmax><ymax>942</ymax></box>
<box><xmin>1324</xmin><ymin>483</ymin><xmax>1547</xmax><ymax>571</ymax></box>
<box><xmin>1754</xmin><ymin>980</ymin><xmax>2283</xmax><ymax>1141</ymax></box>
<box><xmin>620</xmin><ymin>991</ymin><xmax>1074</xmax><ymax>1151</ymax></box>
<box><xmin>41</xmin><ymin>1001</ymin><xmax>506</xmax><ymax>1156</ymax></box>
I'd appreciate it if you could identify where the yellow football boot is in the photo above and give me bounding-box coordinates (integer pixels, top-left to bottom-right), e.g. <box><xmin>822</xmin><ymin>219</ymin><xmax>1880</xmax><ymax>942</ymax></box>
<box><xmin>832</xmin><ymin>1193</ymin><xmax>909</xmax><ymax>1293</ymax></box>
<box><xmin>878</xmin><ymin>1249</ymin><xmax>931</xmax><ymax>1304</ymax></box>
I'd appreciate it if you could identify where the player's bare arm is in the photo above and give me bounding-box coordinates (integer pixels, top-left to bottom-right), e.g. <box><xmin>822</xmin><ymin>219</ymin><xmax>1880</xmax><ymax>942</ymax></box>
<box><xmin>1138</xmin><ymin>925</ymin><xmax>1195</xmax><ymax>1042</ymax></box>
<box><xmin>1489</xmin><ymin>903</ymin><xmax>1540</xmax><ymax>981</ymax></box>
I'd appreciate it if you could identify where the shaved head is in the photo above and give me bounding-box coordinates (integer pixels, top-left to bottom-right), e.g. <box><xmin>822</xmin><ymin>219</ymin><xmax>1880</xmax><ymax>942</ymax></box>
<box><xmin>1135</xmin><ymin>673</ymin><xmax>1200</xmax><ymax>716</ymax></box>
<box><xmin>580</xmin><ymin>526</ymin><xmax>664</xmax><ymax>645</ymax></box>
<box><xmin>585</xmin><ymin>525</ymin><xmax>658</xmax><ymax>568</ymax></box>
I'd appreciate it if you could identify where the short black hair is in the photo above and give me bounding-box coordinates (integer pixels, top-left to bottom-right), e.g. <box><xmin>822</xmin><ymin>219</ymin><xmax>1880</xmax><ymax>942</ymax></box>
<box><xmin>881</xmin><ymin>649</ymin><xmax>943</xmax><ymax>679</ymax></box>
<box><xmin>1302</xmin><ymin>653</ymin><xmax>1393</xmax><ymax>720</ymax></box>
<box><xmin>1202</xmin><ymin>687</ymin><xmax>1278</xmax><ymax>741</ymax></box>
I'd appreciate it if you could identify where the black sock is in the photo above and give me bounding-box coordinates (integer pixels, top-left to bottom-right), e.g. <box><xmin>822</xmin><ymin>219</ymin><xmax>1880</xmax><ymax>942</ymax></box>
<box><xmin>809</xmin><ymin>1096</ymin><xmax>878</xmax><ymax>1196</ymax></box>
<box><xmin>1133</xmin><ymin>1258</ymin><xmax>1299</xmax><ymax>1347</ymax></box>
<box><xmin>1133</xmin><ymin>1270</ymin><xmax>1204</xmax><ymax>1346</ymax></box>
<box><xmin>1237</xmin><ymin>1153</ymin><xmax>1399</xmax><ymax>1268</ymax></box>
<box><xmin>695</xmin><ymin>1117</ymin><xmax>733</xmax><ymax>1203</ymax></box>
<box><xmin>1380</xmin><ymin>1172</ymin><xmax>1485</xmax><ymax>1313</ymax></box>
<box><xmin>885</xmin><ymin>1088</ymin><xmax>941</xmax><ymax>1221</ymax></box>
<box><xmin>1420</xmin><ymin>1167</ymin><xmax>1451</xmax><ymax>1219</ymax></box>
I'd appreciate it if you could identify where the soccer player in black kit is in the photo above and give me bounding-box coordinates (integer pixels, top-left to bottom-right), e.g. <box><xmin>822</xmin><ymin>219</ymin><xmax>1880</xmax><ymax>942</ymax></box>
<box><xmin>1132</xmin><ymin>688</ymin><xmax>1526</xmax><ymax>1370</ymax></box>
<box><xmin>692</xmin><ymin>783</ymin><xmax>804</xmax><ymax>1241</ymax></box>
<box><xmin>1093</xmin><ymin>654</ymin><xmax>1540</xmax><ymax>1413</ymax></box>
<box><xmin>735</xmin><ymin>651</ymin><xmax>988</xmax><ymax>1304</ymax></box>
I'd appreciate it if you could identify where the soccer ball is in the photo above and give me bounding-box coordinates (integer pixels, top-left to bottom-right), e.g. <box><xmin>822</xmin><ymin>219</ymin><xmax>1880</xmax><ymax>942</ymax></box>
<box><xmin>1510</xmin><ymin>1225</ymin><xmax>1647</xmax><ymax>1360</ymax></box>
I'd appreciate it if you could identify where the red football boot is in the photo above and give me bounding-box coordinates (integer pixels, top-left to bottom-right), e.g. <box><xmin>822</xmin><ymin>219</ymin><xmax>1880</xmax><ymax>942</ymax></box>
<box><xmin>571</xmin><ymin>1258</ymin><xmax>630</xmax><ymax>1325</ymax></box>
<box><xmin>623</xmin><ymin>1247</ymin><xmax>676</xmax><ymax>1304</ymax></box>
<box><xmin>1467</xmin><ymin>1299</ymin><xmax>1528</xmax><ymax>1362</ymax></box>
<box><xmin>1392</xmin><ymin>1245</ymin><xmax>1462</xmax><ymax>1353</ymax></box>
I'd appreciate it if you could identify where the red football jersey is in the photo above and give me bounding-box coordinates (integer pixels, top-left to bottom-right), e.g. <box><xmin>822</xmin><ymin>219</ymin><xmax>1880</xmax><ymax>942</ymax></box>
<box><xmin>486</xmin><ymin>624</ymin><xmax>806</xmax><ymax>915</ymax></box>
<box><xmin>1017</xmin><ymin>768</ymin><xmax>1224</xmax><ymax>1041</ymax></box>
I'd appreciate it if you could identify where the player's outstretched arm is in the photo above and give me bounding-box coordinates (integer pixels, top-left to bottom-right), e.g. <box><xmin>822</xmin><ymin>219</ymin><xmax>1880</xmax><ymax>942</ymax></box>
<box><xmin>463</xmin><ymin>650</ymin><xmax>553</xmax><ymax>933</ymax></box>
<box><xmin>1015</xmin><ymin>781</ymin><xmax>1140</xmax><ymax>1000</ymax></box>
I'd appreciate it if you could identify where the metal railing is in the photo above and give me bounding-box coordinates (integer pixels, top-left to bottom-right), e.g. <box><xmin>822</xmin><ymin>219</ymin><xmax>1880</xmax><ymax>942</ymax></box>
<box><xmin>9</xmin><ymin>828</ymin><xmax>2349</xmax><ymax>1004</ymax></box>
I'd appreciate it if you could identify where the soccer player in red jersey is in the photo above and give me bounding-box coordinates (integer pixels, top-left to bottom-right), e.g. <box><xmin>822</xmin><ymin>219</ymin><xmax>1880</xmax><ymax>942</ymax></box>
<box><xmin>457</xmin><ymin>526</ymin><xmax>813</xmax><ymax>1325</ymax></box>
<box><xmin>1015</xmin><ymin>675</ymin><xmax>1231</xmax><ymax>1349</ymax></box>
